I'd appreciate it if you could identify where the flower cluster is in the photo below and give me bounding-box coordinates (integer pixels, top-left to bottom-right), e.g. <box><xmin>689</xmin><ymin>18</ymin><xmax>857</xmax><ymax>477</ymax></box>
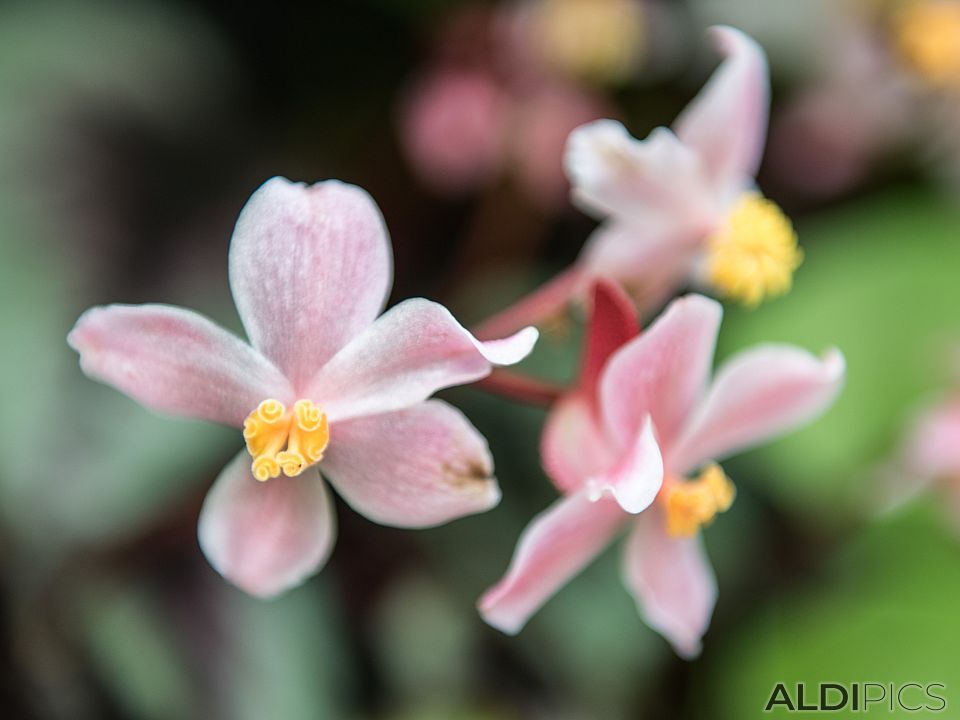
<box><xmin>69</xmin><ymin>25</ymin><xmax>845</xmax><ymax>657</ymax></box>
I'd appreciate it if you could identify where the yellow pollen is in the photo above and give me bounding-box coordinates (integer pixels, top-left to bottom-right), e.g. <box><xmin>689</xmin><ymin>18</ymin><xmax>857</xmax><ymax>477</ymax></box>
<box><xmin>705</xmin><ymin>193</ymin><xmax>803</xmax><ymax>307</ymax></box>
<box><xmin>894</xmin><ymin>1</ymin><xmax>960</xmax><ymax>86</ymax></box>
<box><xmin>664</xmin><ymin>464</ymin><xmax>736</xmax><ymax>538</ymax></box>
<box><xmin>242</xmin><ymin>399</ymin><xmax>330</xmax><ymax>481</ymax></box>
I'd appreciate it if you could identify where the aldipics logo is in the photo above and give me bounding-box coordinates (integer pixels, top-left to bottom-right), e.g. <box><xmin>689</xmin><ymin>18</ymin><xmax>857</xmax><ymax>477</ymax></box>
<box><xmin>764</xmin><ymin>683</ymin><xmax>947</xmax><ymax>713</ymax></box>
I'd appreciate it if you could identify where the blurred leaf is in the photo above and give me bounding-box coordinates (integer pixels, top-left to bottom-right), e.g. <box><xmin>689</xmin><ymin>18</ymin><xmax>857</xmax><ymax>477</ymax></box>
<box><xmin>373</xmin><ymin>574</ymin><xmax>477</xmax><ymax>703</ymax></box>
<box><xmin>218</xmin><ymin>580</ymin><xmax>352</xmax><ymax>720</ymax></box>
<box><xmin>718</xmin><ymin>188</ymin><xmax>960</xmax><ymax>519</ymax></box>
<box><xmin>78</xmin><ymin>579</ymin><xmax>196</xmax><ymax>720</ymax></box>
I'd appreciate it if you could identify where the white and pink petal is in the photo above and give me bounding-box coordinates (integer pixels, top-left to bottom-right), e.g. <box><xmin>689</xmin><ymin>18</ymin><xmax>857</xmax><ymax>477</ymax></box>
<box><xmin>479</xmin><ymin>491</ymin><xmax>626</xmax><ymax>635</ymax></box>
<box><xmin>669</xmin><ymin>345</ymin><xmax>845</xmax><ymax>475</ymax></box>
<box><xmin>585</xmin><ymin>415</ymin><xmax>664</xmax><ymax>515</ymax></box>
<box><xmin>68</xmin><ymin>303</ymin><xmax>292</xmax><ymax>427</ymax></box>
<box><xmin>622</xmin><ymin>510</ymin><xmax>717</xmax><ymax>659</ymax></box>
<box><xmin>320</xmin><ymin>400</ymin><xmax>501</xmax><ymax>528</ymax></box>
<box><xmin>673</xmin><ymin>26</ymin><xmax>770</xmax><ymax>195</ymax></box>
<box><xmin>565</xmin><ymin>120</ymin><xmax>714</xmax><ymax>226</ymax></box>
<box><xmin>198</xmin><ymin>452</ymin><xmax>336</xmax><ymax>598</ymax></box>
<box><xmin>307</xmin><ymin>298</ymin><xmax>537</xmax><ymax>422</ymax></box>
<box><xmin>541</xmin><ymin>393</ymin><xmax>617</xmax><ymax>495</ymax></box>
<box><xmin>228</xmin><ymin>177</ymin><xmax>393</xmax><ymax>389</ymax></box>
<box><xmin>599</xmin><ymin>294</ymin><xmax>722</xmax><ymax>452</ymax></box>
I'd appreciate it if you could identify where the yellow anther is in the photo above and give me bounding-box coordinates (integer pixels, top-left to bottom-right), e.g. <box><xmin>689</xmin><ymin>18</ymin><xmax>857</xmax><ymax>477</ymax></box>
<box><xmin>530</xmin><ymin>0</ymin><xmax>646</xmax><ymax>84</ymax></box>
<box><xmin>242</xmin><ymin>398</ymin><xmax>330</xmax><ymax>481</ymax></box>
<box><xmin>705</xmin><ymin>193</ymin><xmax>803</xmax><ymax>307</ymax></box>
<box><xmin>894</xmin><ymin>1</ymin><xmax>960</xmax><ymax>87</ymax></box>
<box><xmin>664</xmin><ymin>464</ymin><xmax>736</xmax><ymax>537</ymax></box>
<box><xmin>701</xmin><ymin>463</ymin><xmax>736</xmax><ymax>512</ymax></box>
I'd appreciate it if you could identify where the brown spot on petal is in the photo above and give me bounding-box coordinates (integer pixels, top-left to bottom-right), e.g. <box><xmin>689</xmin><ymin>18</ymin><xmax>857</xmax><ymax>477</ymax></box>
<box><xmin>442</xmin><ymin>458</ymin><xmax>494</xmax><ymax>490</ymax></box>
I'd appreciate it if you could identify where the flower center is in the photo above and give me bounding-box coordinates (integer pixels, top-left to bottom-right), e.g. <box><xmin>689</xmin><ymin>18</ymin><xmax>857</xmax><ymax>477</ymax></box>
<box><xmin>664</xmin><ymin>464</ymin><xmax>736</xmax><ymax>537</ymax></box>
<box><xmin>705</xmin><ymin>192</ymin><xmax>802</xmax><ymax>307</ymax></box>
<box><xmin>894</xmin><ymin>1</ymin><xmax>960</xmax><ymax>87</ymax></box>
<box><xmin>242</xmin><ymin>399</ymin><xmax>330</xmax><ymax>481</ymax></box>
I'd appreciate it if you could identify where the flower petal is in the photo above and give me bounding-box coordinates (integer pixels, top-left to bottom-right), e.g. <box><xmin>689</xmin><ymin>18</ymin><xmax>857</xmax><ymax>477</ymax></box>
<box><xmin>622</xmin><ymin>510</ymin><xmax>716</xmax><ymax>659</ymax></box>
<box><xmin>670</xmin><ymin>346</ymin><xmax>845</xmax><ymax>475</ymax></box>
<box><xmin>198</xmin><ymin>452</ymin><xmax>336</xmax><ymax>598</ymax></box>
<box><xmin>228</xmin><ymin>177</ymin><xmax>393</xmax><ymax>390</ymax></box>
<box><xmin>68</xmin><ymin>304</ymin><xmax>292</xmax><ymax>427</ymax></box>
<box><xmin>565</xmin><ymin>119</ymin><xmax>713</xmax><ymax>225</ymax></box>
<box><xmin>307</xmin><ymin>298</ymin><xmax>537</xmax><ymax>422</ymax></box>
<box><xmin>579</xmin><ymin>222</ymin><xmax>704</xmax><ymax>313</ymax></box>
<box><xmin>904</xmin><ymin>396</ymin><xmax>960</xmax><ymax>479</ymax></box>
<box><xmin>673</xmin><ymin>26</ymin><xmax>770</xmax><ymax>193</ymax></box>
<box><xmin>478</xmin><ymin>491</ymin><xmax>626</xmax><ymax>634</ymax></box>
<box><xmin>599</xmin><ymin>294</ymin><xmax>722</xmax><ymax>452</ymax></box>
<box><xmin>320</xmin><ymin>400</ymin><xmax>500</xmax><ymax>528</ymax></box>
<box><xmin>586</xmin><ymin>415</ymin><xmax>664</xmax><ymax>514</ymax></box>
<box><xmin>541</xmin><ymin>393</ymin><xmax>618</xmax><ymax>494</ymax></box>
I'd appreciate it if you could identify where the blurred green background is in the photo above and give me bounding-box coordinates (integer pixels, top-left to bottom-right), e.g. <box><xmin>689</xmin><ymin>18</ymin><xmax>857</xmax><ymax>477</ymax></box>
<box><xmin>2</xmin><ymin>0</ymin><xmax>960</xmax><ymax>717</ymax></box>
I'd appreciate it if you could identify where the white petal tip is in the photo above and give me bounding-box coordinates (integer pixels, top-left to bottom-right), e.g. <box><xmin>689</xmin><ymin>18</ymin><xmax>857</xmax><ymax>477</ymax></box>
<box><xmin>822</xmin><ymin>348</ymin><xmax>846</xmax><ymax>379</ymax></box>
<box><xmin>477</xmin><ymin>600</ymin><xmax>526</xmax><ymax>636</ymax></box>
<box><xmin>673</xmin><ymin>637</ymin><xmax>704</xmax><ymax>660</ymax></box>
<box><xmin>478</xmin><ymin>326</ymin><xmax>539</xmax><ymax>366</ymax></box>
<box><xmin>707</xmin><ymin>25</ymin><xmax>754</xmax><ymax>51</ymax></box>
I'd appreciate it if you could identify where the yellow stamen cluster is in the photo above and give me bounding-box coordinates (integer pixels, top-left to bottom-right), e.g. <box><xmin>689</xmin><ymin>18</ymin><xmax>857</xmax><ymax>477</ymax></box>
<box><xmin>242</xmin><ymin>399</ymin><xmax>330</xmax><ymax>481</ymax></box>
<box><xmin>894</xmin><ymin>1</ymin><xmax>960</xmax><ymax>87</ymax></box>
<box><xmin>705</xmin><ymin>193</ymin><xmax>803</xmax><ymax>307</ymax></box>
<box><xmin>531</xmin><ymin>0</ymin><xmax>646</xmax><ymax>84</ymax></box>
<box><xmin>665</xmin><ymin>464</ymin><xmax>736</xmax><ymax>538</ymax></box>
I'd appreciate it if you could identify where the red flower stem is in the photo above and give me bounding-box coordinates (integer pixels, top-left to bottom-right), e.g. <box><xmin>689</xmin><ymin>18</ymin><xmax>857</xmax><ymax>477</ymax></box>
<box><xmin>472</xmin><ymin>264</ymin><xmax>585</xmax><ymax>340</ymax></box>
<box><xmin>474</xmin><ymin>369</ymin><xmax>566</xmax><ymax>407</ymax></box>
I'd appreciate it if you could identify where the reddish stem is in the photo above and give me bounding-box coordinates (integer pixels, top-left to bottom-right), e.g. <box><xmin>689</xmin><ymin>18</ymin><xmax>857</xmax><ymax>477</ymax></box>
<box><xmin>472</xmin><ymin>264</ymin><xmax>585</xmax><ymax>340</ymax></box>
<box><xmin>474</xmin><ymin>369</ymin><xmax>566</xmax><ymax>407</ymax></box>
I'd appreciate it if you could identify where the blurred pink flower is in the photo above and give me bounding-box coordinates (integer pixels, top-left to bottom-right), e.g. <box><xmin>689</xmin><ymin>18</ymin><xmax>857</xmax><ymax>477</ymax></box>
<box><xmin>399</xmin><ymin>68</ymin><xmax>510</xmax><ymax>194</ymax></box>
<box><xmin>765</xmin><ymin>20</ymin><xmax>914</xmax><ymax>201</ymax></box>
<box><xmin>68</xmin><ymin>177</ymin><xmax>537</xmax><ymax>598</ymax></box>
<box><xmin>565</xmin><ymin>26</ymin><xmax>801</xmax><ymax>309</ymax></box>
<box><xmin>479</xmin><ymin>281</ymin><xmax>843</xmax><ymax>657</ymax></box>
<box><xmin>882</xmin><ymin>394</ymin><xmax>960</xmax><ymax>521</ymax></box>
<box><xmin>398</xmin><ymin>3</ymin><xmax>610</xmax><ymax>208</ymax></box>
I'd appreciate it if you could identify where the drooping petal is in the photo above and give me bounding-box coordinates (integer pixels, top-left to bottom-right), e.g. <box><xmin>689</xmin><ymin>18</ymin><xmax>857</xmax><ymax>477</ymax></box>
<box><xmin>478</xmin><ymin>491</ymin><xmax>626</xmax><ymax>634</ymax></box>
<box><xmin>578</xmin><ymin>222</ymin><xmax>704</xmax><ymax>313</ymax></box>
<box><xmin>320</xmin><ymin>400</ymin><xmax>501</xmax><ymax>528</ymax></box>
<box><xmin>541</xmin><ymin>393</ymin><xmax>618</xmax><ymax>494</ymax></box>
<box><xmin>622</xmin><ymin>510</ymin><xmax>717</xmax><ymax>659</ymax></box>
<box><xmin>228</xmin><ymin>177</ymin><xmax>393</xmax><ymax>389</ymax></box>
<box><xmin>198</xmin><ymin>452</ymin><xmax>336</xmax><ymax>598</ymax></box>
<box><xmin>586</xmin><ymin>415</ymin><xmax>664</xmax><ymax>514</ymax></box>
<box><xmin>669</xmin><ymin>346</ymin><xmax>845</xmax><ymax>475</ymax></box>
<box><xmin>565</xmin><ymin>120</ymin><xmax>714</xmax><ymax>226</ymax></box>
<box><xmin>673</xmin><ymin>26</ymin><xmax>770</xmax><ymax>193</ymax></box>
<box><xmin>68</xmin><ymin>304</ymin><xmax>292</xmax><ymax>427</ymax></box>
<box><xmin>599</xmin><ymin>295</ymin><xmax>722</xmax><ymax>452</ymax></box>
<box><xmin>580</xmin><ymin>279</ymin><xmax>640</xmax><ymax>398</ymax></box>
<box><xmin>307</xmin><ymin>298</ymin><xmax>537</xmax><ymax>422</ymax></box>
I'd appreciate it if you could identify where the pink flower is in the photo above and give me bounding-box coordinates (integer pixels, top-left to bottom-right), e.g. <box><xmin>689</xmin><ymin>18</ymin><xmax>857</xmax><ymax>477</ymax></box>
<box><xmin>68</xmin><ymin>177</ymin><xmax>538</xmax><ymax>598</ymax></box>
<box><xmin>478</xmin><ymin>281</ymin><xmax>843</xmax><ymax>657</ymax></box>
<box><xmin>882</xmin><ymin>394</ymin><xmax>960</xmax><ymax>521</ymax></box>
<box><xmin>399</xmin><ymin>68</ymin><xmax>510</xmax><ymax>194</ymax></box>
<box><xmin>565</xmin><ymin>26</ymin><xmax>802</xmax><ymax>309</ymax></box>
